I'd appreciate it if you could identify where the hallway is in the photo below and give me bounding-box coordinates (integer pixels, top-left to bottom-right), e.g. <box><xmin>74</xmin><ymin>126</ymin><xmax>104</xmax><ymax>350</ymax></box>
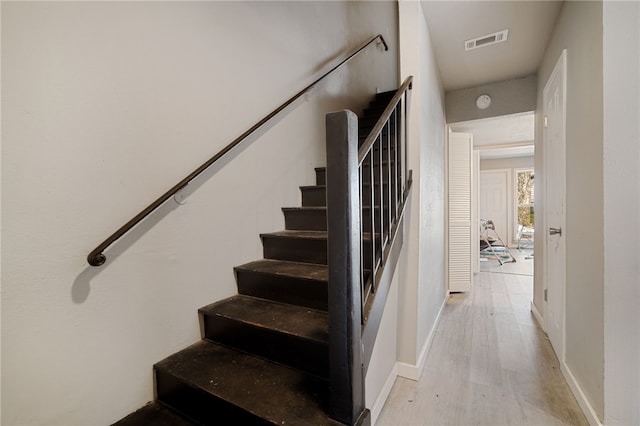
<box><xmin>376</xmin><ymin>250</ymin><xmax>588</xmax><ymax>425</ymax></box>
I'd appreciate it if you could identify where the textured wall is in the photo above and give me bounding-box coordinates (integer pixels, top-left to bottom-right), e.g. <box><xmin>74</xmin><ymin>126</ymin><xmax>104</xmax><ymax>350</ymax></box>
<box><xmin>603</xmin><ymin>2</ymin><xmax>640</xmax><ymax>424</ymax></box>
<box><xmin>534</xmin><ymin>1</ymin><xmax>604</xmax><ymax>420</ymax></box>
<box><xmin>396</xmin><ymin>0</ymin><xmax>447</xmax><ymax>375</ymax></box>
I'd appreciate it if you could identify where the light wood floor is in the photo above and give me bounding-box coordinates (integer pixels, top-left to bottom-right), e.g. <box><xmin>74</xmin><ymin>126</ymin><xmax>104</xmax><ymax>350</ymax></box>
<box><xmin>376</xmin><ymin>249</ymin><xmax>588</xmax><ymax>426</ymax></box>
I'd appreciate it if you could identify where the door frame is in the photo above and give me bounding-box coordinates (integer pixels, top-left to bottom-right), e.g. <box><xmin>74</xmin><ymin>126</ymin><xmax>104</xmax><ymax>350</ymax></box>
<box><xmin>542</xmin><ymin>49</ymin><xmax>567</xmax><ymax>361</ymax></box>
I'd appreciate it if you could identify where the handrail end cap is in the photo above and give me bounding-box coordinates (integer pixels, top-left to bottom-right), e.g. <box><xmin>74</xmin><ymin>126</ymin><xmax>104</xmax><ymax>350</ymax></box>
<box><xmin>88</xmin><ymin>253</ymin><xmax>106</xmax><ymax>267</ymax></box>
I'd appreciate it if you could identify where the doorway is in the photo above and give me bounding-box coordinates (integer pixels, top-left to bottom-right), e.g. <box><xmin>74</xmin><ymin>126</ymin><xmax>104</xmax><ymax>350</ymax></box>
<box><xmin>450</xmin><ymin>113</ymin><xmax>535</xmax><ymax>278</ymax></box>
<box><xmin>477</xmin><ymin>153</ymin><xmax>535</xmax><ymax>277</ymax></box>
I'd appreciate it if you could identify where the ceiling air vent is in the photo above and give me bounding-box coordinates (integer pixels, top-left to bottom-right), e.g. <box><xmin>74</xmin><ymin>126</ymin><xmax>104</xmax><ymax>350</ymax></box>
<box><xmin>465</xmin><ymin>29</ymin><xmax>509</xmax><ymax>51</ymax></box>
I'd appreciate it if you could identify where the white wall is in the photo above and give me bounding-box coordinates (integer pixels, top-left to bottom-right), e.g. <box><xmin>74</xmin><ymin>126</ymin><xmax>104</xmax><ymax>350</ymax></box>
<box><xmin>446</xmin><ymin>75</ymin><xmax>537</xmax><ymax>123</ymax></box>
<box><xmin>534</xmin><ymin>1</ymin><xmax>604</xmax><ymax>420</ymax></box>
<box><xmin>1</xmin><ymin>2</ymin><xmax>398</xmax><ymax>424</ymax></box>
<box><xmin>396</xmin><ymin>0</ymin><xmax>447</xmax><ymax>378</ymax></box>
<box><xmin>602</xmin><ymin>2</ymin><xmax>640</xmax><ymax>425</ymax></box>
<box><xmin>365</xmin><ymin>270</ymin><xmax>399</xmax><ymax>424</ymax></box>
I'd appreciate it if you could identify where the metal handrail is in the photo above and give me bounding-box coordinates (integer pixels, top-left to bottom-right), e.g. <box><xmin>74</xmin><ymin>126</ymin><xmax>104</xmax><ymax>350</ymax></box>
<box><xmin>87</xmin><ymin>34</ymin><xmax>388</xmax><ymax>266</ymax></box>
<box><xmin>358</xmin><ymin>75</ymin><xmax>412</xmax><ymax>164</ymax></box>
<box><xmin>357</xmin><ymin>76</ymin><xmax>413</xmax><ymax>315</ymax></box>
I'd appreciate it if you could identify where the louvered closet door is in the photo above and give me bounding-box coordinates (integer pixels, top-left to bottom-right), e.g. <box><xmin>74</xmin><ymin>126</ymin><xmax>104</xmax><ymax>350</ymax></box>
<box><xmin>448</xmin><ymin>132</ymin><xmax>473</xmax><ymax>292</ymax></box>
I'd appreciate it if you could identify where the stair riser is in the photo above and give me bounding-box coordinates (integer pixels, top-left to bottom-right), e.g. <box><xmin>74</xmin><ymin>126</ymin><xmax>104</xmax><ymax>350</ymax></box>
<box><xmin>262</xmin><ymin>236</ymin><xmax>326</xmax><ymax>265</ymax></box>
<box><xmin>301</xmin><ymin>187</ymin><xmax>326</xmax><ymax>207</ymax></box>
<box><xmin>315</xmin><ymin>168</ymin><xmax>325</xmax><ymax>186</ymax></box>
<box><xmin>363</xmin><ymin>185</ymin><xmax>396</xmax><ymax>207</ymax></box>
<box><xmin>361</xmin><ymin>153</ymin><xmax>398</xmax><ymax>165</ymax></box>
<box><xmin>202</xmin><ymin>315</ymin><xmax>329</xmax><ymax>378</ymax></box>
<box><xmin>283</xmin><ymin>209</ymin><xmax>327</xmax><ymax>231</ymax></box>
<box><xmin>313</xmin><ymin>162</ymin><xmax>398</xmax><ymax>189</ymax></box>
<box><xmin>155</xmin><ymin>369</ymin><xmax>270</xmax><ymax>425</ymax></box>
<box><xmin>361</xmin><ymin>92</ymin><xmax>397</xmax><ymax>116</ymax></box>
<box><xmin>365</xmin><ymin>100</ymin><xmax>396</xmax><ymax>114</ymax></box>
<box><xmin>362</xmin><ymin>106</ymin><xmax>390</xmax><ymax>117</ymax></box>
<box><xmin>359</xmin><ymin>123</ymin><xmax>397</xmax><ymax>138</ymax></box>
<box><xmin>316</xmin><ymin>163</ymin><xmax>396</xmax><ymax>185</ymax></box>
<box><xmin>262</xmin><ymin>236</ymin><xmax>373</xmax><ymax>268</ymax></box>
<box><xmin>302</xmin><ymin>185</ymin><xmax>394</xmax><ymax>207</ymax></box>
<box><xmin>235</xmin><ymin>269</ymin><xmax>328</xmax><ymax>310</ymax></box>
<box><xmin>356</xmin><ymin>208</ymin><xmax>390</xmax><ymax>235</ymax></box>
<box><xmin>283</xmin><ymin>208</ymin><xmax>386</xmax><ymax>233</ymax></box>
<box><xmin>361</xmin><ymin>168</ymin><xmax>398</xmax><ymax>182</ymax></box>
<box><xmin>359</xmin><ymin>119</ymin><xmax>399</xmax><ymax>131</ymax></box>
<box><xmin>368</xmin><ymin>145</ymin><xmax>398</xmax><ymax>156</ymax></box>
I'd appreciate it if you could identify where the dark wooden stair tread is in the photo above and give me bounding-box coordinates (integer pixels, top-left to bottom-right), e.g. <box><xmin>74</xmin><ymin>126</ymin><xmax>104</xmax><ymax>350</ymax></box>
<box><xmin>155</xmin><ymin>340</ymin><xmax>342</xmax><ymax>425</ymax></box>
<box><xmin>283</xmin><ymin>206</ymin><xmax>326</xmax><ymax>212</ymax></box>
<box><xmin>236</xmin><ymin>259</ymin><xmax>328</xmax><ymax>282</ymax></box>
<box><xmin>261</xmin><ymin>230</ymin><xmax>328</xmax><ymax>240</ymax></box>
<box><xmin>112</xmin><ymin>402</ymin><xmax>195</xmax><ymax>426</ymax></box>
<box><xmin>300</xmin><ymin>184</ymin><xmax>326</xmax><ymax>190</ymax></box>
<box><xmin>262</xmin><ymin>229</ymin><xmax>376</xmax><ymax>241</ymax></box>
<box><xmin>199</xmin><ymin>295</ymin><xmax>328</xmax><ymax>344</ymax></box>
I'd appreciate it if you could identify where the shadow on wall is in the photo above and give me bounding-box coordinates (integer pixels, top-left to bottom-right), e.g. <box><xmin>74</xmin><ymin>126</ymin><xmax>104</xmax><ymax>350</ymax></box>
<box><xmin>69</xmin><ymin>44</ymin><xmax>381</xmax><ymax>304</ymax></box>
<box><xmin>71</xmin><ymin>92</ymin><xmax>313</xmax><ymax>304</ymax></box>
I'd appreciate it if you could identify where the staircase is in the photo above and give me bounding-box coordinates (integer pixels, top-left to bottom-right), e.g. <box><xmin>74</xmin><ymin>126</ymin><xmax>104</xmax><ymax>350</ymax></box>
<box><xmin>114</xmin><ymin>92</ymin><xmax>397</xmax><ymax>426</ymax></box>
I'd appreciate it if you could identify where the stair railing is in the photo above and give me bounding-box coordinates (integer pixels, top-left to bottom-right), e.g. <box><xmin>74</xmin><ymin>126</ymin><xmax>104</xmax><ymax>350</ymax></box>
<box><xmin>87</xmin><ymin>34</ymin><xmax>388</xmax><ymax>267</ymax></box>
<box><xmin>325</xmin><ymin>76</ymin><xmax>413</xmax><ymax>425</ymax></box>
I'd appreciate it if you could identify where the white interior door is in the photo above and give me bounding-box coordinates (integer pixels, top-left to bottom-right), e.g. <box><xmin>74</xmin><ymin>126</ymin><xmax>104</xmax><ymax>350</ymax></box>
<box><xmin>448</xmin><ymin>132</ymin><xmax>473</xmax><ymax>292</ymax></box>
<box><xmin>543</xmin><ymin>50</ymin><xmax>567</xmax><ymax>360</ymax></box>
<box><xmin>480</xmin><ymin>169</ymin><xmax>510</xmax><ymax>245</ymax></box>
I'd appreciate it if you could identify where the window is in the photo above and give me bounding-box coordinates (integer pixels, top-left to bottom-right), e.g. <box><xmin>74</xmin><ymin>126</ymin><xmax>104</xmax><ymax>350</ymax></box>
<box><xmin>516</xmin><ymin>169</ymin><xmax>534</xmax><ymax>232</ymax></box>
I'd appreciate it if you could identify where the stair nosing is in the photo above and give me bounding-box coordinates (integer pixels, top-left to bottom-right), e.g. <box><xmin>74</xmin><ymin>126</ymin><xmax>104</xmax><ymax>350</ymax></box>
<box><xmin>261</xmin><ymin>229</ymin><xmax>376</xmax><ymax>241</ymax></box>
<box><xmin>282</xmin><ymin>206</ymin><xmax>326</xmax><ymax>211</ymax></box>
<box><xmin>260</xmin><ymin>230</ymin><xmax>328</xmax><ymax>239</ymax></box>
<box><xmin>234</xmin><ymin>259</ymin><xmax>329</xmax><ymax>282</ymax></box>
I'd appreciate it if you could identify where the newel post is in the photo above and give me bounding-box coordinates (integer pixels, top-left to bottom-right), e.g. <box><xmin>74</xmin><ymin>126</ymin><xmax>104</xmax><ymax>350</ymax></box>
<box><xmin>326</xmin><ymin>110</ymin><xmax>368</xmax><ymax>425</ymax></box>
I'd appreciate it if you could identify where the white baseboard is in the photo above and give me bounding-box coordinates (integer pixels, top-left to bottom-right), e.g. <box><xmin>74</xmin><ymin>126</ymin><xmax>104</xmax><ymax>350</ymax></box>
<box><xmin>561</xmin><ymin>361</ymin><xmax>603</xmax><ymax>426</ymax></box>
<box><xmin>396</xmin><ymin>360</ymin><xmax>420</xmax><ymax>381</ymax></box>
<box><xmin>531</xmin><ymin>301</ymin><xmax>545</xmax><ymax>330</ymax></box>
<box><xmin>397</xmin><ymin>298</ymin><xmax>447</xmax><ymax>381</ymax></box>
<box><xmin>531</xmin><ymin>302</ymin><xmax>600</xmax><ymax>426</ymax></box>
<box><xmin>370</xmin><ymin>363</ymin><xmax>398</xmax><ymax>426</ymax></box>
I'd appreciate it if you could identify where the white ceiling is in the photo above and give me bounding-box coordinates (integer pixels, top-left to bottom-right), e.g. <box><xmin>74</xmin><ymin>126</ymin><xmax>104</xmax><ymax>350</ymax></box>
<box><xmin>423</xmin><ymin>1</ymin><xmax>560</xmax><ymax>158</ymax></box>
<box><xmin>422</xmin><ymin>1</ymin><xmax>563</xmax><ymax>92</ymax></box>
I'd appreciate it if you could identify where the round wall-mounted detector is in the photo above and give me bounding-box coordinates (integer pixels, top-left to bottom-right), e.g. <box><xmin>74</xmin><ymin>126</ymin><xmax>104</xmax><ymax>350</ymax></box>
<box><xmin>476</xmin><ymin>94</ymin><xmax>491</xmax><ymax>109</ymax></box>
